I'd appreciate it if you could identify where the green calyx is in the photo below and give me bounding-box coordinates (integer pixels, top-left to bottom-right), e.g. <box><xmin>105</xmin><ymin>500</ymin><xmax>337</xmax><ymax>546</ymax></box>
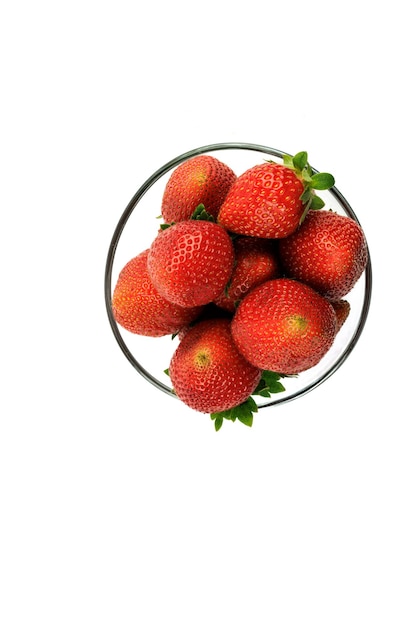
<box><xmin>282</xmin><ymin>151</ymin><xmax>335</xmax><ymax>224</ymax></box>
<box><xmin>159</xmin><ymin>203</ymin><xmax>214</xmax><ymax>230</ymax></box>
<box><xmin>190</xmin><ymin>203</ymin><xmax>215</xmax><ymax>222</ymax></box>
<box><xmin>210</xmin><ymin>370</ymin><xmax>293</xmax><ymax>431</ymax></box>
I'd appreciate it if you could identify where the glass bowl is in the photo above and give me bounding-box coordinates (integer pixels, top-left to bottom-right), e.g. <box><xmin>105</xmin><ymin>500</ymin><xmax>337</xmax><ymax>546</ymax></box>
<box><xmin>104</xmin><ymin>142</ymin><xmax>372</xmax><ymax>409</ymax></box>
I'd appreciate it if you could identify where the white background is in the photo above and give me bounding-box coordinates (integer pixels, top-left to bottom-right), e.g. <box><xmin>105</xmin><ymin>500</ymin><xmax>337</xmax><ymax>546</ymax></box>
<box><xmin>1</xmin><ymin>1</ymin><xmax>417</xmax><ymax>624</ymax></box>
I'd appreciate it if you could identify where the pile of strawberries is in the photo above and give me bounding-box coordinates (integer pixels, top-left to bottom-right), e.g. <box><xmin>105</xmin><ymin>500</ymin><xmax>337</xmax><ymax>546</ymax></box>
<box><xmin>112</xmin><ymin>151</ymin><xmax>368</xmax><ymax>430</ymax></box>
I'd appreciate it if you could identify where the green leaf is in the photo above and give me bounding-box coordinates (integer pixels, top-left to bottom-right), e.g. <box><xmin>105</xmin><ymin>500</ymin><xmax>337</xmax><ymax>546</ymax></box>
<box><xmin>261</xmin><ymin>370</ymin><xmax>286</xmax><ymax>394</ymax></box>
<box><xmin>210</xmin><ymin>398</ymin><xmax>254</xmax><ymax>429</ymax></box>
<box><xmin>237</xmin><ymin>402</ymin><xmax>253</xmax><ymax>421</ymax></box>
<box><xmin>191</xmin><ymin>204</ymin><xmax>215</xmax><ymax>222</ymax></box>
<box><xmin>246</xmin><ymin>395</ymin><xmax>259</xmax><ymax>413</ymax></box>
<box><xmin>310</xmin><ymin>172</ymin><xmax>335</xmax><ymax>190</ymax></box>
<box><xmin>300</xmin><ymin>187</ymin><xmax>312</xmax><ymax>204</ymax></box>
<box><xmin>282</xmin><ymin>154</ymin><xmax>294</xmax><ymax>168</ymax></box>
<box><xmin>237</xmin><ymin>412</ymin><xmax>253</xmax><ymax>427</ymax></box>
<box><xmin>214</xmin><ymin>416</ymin><xmax>223</xmax><ymax>431</ymax></box>
<box><xmin>309</xmin><ymin>195</ymin><xmax>325</xmax><ymax>210</ymax></box>
<box><xmin>253</xmin><ymin>380</ymin><xmax>267</xmax><ymax>396</ymax></box>
<box><xmin>301</xmin><ymin>169</ymin><xmax>312</xmax><ymax>183</ymax></box>
<box><xmin>292</xmin><ymin>151</ymin><xmax>308</xmax><ymax>172</ymax></box>
<box><xmin>253</xmin><ymin>370</ymin><xmax>289</xmax><ymax>397</ymax></box>
<box><xmin>160</xmin><ymin>222</ymin><xmax>174</xmax><ymax>230</ymax></box>
<box><xmin>211</xmin><ymin>408</ymin><xmax>234</xmax><ymax>422</ymax></box>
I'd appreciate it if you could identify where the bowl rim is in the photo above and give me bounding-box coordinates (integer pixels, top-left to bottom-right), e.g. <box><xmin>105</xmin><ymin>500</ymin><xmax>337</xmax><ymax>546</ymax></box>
<box><xmin>104</xmin><ymin>142</ymin><xmax>373</xmax><ymax>407</ymax></box>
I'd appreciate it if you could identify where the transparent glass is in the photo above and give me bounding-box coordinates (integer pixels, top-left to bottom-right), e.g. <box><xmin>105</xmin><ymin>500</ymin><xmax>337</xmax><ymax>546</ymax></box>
<box><xmin>104</xmin><ymin>143</ymin><xmax>372</xmax><ymax>408</ymax></box>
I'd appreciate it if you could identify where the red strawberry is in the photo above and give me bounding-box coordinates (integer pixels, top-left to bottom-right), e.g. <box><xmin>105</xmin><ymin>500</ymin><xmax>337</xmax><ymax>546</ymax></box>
<box><xmin>218</xmin><ymin>152</ymin><xmax>335</xmax><ymax>238</ymax></box>
<box><xmin>161</xmin><ymin>154</ymin><xmax>237</xmax><ymax>223</ymax></box>
<box><xmin>215</xmin><ymin>235</ymin><xmax>281</xmax><ymax>312</ymax></box>
<box><xmin>169</xmin><ymin>317</ymin><xmax>262</xmax><ymax>414</ymax></box>
<box><xmin>147</xmin><ymin>220</ymin><xmax>234</xmax><ymax>307</ymax></box>
<box><xmin>112</xmin><ymin>250</ymin><xmax>203</xmax><ymax>336</ymax></box>
<box><xmin>278</xmin><ymin>209</ymin><xmax>368</xmax><ymax>300</ymax></box>
<box><xmin>330</xmin><ymin>299</ymin><xmax>351</xmax><ymax>332</ymax></box>
<box><xmin>231</xmin><ymin>278</ymin><xmax>337</xmax><ymax>374</ymax></box>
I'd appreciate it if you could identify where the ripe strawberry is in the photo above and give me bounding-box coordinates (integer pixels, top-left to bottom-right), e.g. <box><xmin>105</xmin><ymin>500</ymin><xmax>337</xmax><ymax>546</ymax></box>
<box><xmin>231</xmin><ymin>278</ymin><xmax>337</xmax><ymax>374</ymax></box>
<box><xmin>278</xmin><ymin>209</ymin><xmax>368</xmax><ymax>300</ymax></box>
<box><xmin>147</xmin><ymin>220</ymin><xmax>234</xmax><ymax>307</ymax></box>
<box><xmin>218</xmin><ymin>151</ymin><xmax>335</xmax><ymax>238</ymax></box>
<box><xmin>169</xmin><ymin>317</ymin><xmax>262</xmax><ymax>414</ymax></box>
<box><xmin>112</xmin><ymin>250</ymin><xmax>203</xmax><ymax>336</ymax></box>
<box><xmin>215</xmin><ymin>235</ymin><xmax>281</xmax><ymax>312</ymax></box>
<box><xmin>161</xmin><ymin>154</ymin><xmax>237</xmax><ymax>223</ymax></box>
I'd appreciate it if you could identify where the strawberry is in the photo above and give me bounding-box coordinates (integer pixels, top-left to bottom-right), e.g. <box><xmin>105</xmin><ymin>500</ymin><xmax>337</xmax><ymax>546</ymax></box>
<box><xmin>168</xmin><ymin>317</ymin><xmax>262</xmax><ymax>415</ymax></box>
<box><xmin>231</xmin><ymin>278</ymin><xmax>337</xmax><ymax>374</ymax></box>
<box><xmin>215</xmin><ymin>235</ymin><xmax>281</xmax><ymax>312</ymax></box>
<box><xmin>278</xmin><ymin>209</ymin><xmax>368</xmax><ymax>300</ymax></box>
<box><xmin>161</xmin><ymin>154</ymin><xmax>237</xmax><ymax>223</ymax></box>
<box><xmin>217</xmin><ymin>151</ymin><xmax>335</xmax><ymax>239</ymax></box>
<box><xmin>330</xmin><ymin>299</ymin><xmax>351</xmax><ymax>332</ymax></box>
<box><xmin>147</xmin><ymin>219</ymin><xmax>234</xmax><ymax>307</ymax></box>
<box><xmin>111</xmin><ymin>250</ymin><xmax>203</xmax><ymax>336</ymax></box>
<box><xmin>169</xmin><ymin>314</ymin><xmax>289</xmax><ymax>430</ymax></box>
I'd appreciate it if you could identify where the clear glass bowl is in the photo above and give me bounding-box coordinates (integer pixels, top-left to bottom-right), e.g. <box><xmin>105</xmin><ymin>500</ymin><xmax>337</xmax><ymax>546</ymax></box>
<box><xmin>104</xmin><ymin>143</ymin><xmax>372</xmax><ymax>409</ymax></box>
